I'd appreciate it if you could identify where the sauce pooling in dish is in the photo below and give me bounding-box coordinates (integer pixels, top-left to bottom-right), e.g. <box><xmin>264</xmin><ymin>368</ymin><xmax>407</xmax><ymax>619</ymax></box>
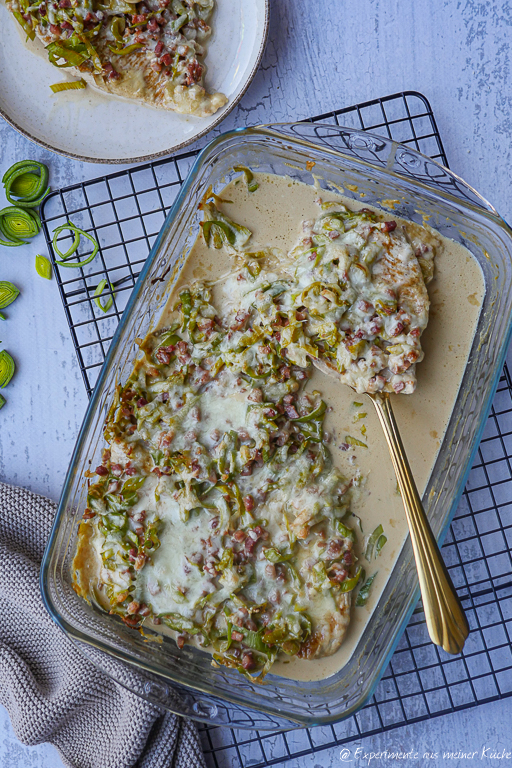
<box><xmin>73</xmin><ymin>172</ymin><xmax>484</xmax><ymax>682</ymax></box>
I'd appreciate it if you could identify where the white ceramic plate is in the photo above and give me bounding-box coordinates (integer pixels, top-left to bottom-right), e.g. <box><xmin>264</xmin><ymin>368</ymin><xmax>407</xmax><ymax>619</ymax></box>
<box><xmin>0</xmin><ymin>0</ymin><xmax>268</xmax><ymax>163</ymax></box>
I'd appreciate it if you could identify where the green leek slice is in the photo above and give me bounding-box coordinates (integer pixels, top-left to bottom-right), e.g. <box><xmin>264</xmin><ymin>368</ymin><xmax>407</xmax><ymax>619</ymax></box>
<box><xmin>108</xmin><ymin>43</ymin><xmax>143</xmax><ymax>56</ymax></box>
<box><xmin>35</xmin><ymin>255</ymin><xmax>52</xmax><ymax>280</ymax></box>
<box><xmin>365</xmin><ymin>524</ymin><xmax>384</xmax><ymax>561</ymax></box>
<box><xmin>0</xmin><ymin>282</ymin><xmax>20</xmax><ymax>309</ymax></box>
<box><xmin>233</xmin><ymin>165</ymin><xmax>259</xmax><ymax>192</ymax></box>
<box><xmin>338</xmin><ymin>566</ymin><xmax>363</xmax><ymax>593</ymax></box>
<box><xmin>356</xmin><ymin>572</ymin><xmax>378</xmax><ymax>606</ymax></box>
<box><xmin>2</xmin><ymin>160</ymin><xmax>50</xmax><ymax>208</ymax></box>
<box><xmin>46</xmin><ymin>41</ymin><xmax>88</xmax><ymax>68</ymax></box>
<box><xmin>0</xmin><ymin>206</ymin><xmax>40</xmax><ymax>245</ymax></box>
<box><xmin>50</xmin><ymin>79</ymin><xmax>87</xmax><ymax>94</ymax></box>
<box><xmin>0</xmin><ymin>394</ymin><xmax>5</xmax><ymax>409</ymax></box>
<box><xmin>52</xmin><ymin>223</ymin><xmax>99</xmax><ymax>268</ymax></box>
<box><xmin>12</xmin><ymin>11</ymin><xmax>35</xmax><ymax>41</ymax></box>
<box><xmin>0</xmin><ymin>351</ymin><xmax>15</xmax><ymax>389</ymax></box>
<box><xmin>93</xmin><ymin>279</ymin><xmax>115</xmax><ymax>312</ymax></box>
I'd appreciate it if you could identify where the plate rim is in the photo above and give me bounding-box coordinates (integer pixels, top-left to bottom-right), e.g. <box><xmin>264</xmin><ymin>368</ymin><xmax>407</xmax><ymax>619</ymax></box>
<box><xmin>0</xmin><ymin>0</ymin><xmax>270</xmax><ymax>165</ymax></box>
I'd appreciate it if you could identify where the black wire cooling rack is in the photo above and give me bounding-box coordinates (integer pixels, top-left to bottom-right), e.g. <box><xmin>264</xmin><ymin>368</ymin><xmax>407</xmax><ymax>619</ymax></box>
<box><xmin>40</xmin><ymin>92</ymin><xmax>512</xmax><ymax>768</ymax></box>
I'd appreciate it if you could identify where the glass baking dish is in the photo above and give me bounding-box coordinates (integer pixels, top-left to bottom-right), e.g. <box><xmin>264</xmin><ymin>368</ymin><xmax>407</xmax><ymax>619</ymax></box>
<box><xmin>40</xmin><ymin>123</ymin><xmax>512</xmax><ymax>730</ymax></box>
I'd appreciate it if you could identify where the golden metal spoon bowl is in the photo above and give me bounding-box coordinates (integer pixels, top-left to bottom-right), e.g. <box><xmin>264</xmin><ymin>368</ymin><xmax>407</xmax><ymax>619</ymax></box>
<box><xmin>312</xmin><ymin>358</ymin><xmax>469</xmax><ymax>655</ymax></box>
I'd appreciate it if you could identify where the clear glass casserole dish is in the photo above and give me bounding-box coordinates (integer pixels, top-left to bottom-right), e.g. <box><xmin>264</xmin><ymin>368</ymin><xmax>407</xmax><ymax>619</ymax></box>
<box><xmin>40</xmin><ymin>123</ymin><xmax>512</xmax><ymax>730</ymax></box>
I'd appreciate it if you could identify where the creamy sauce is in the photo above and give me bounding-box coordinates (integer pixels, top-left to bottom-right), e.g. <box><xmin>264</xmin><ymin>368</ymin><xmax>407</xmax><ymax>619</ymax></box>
<box><xmin>160</xmin><ymin>173</ymin><xmax>484</xmax><ymax>681</ymax></box>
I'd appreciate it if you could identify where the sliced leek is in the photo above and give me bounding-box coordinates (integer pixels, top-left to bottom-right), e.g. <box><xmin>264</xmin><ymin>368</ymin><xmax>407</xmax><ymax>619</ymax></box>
<box><xmin>0</xmin><ymin>206</ymin><xmax>40</xmax><ymax>246</ymax></box>
<box><xmin>52</xmin><ymin>223</ymin><xmax>99</xmax><ymax>268</ymax></box>
<box><xmin>0</xmin><ymin>351</ymin><xmax>15</xmax><ymax>389</ymax></box>
<box><xmin>50</xmin><ymin>79</ymin><xmax>87</xmax><ymax>94</ymax></box>
<box><xmin>35</xmin><ymin>255</ymin><xmax>52</xmax><ymax>280</ymax></box>
<box><xmin>93</xmin><ymin>279</ymin><xmax>115</xmax><ymax>312</ymax></box>
<box><xmin>2</xmin><ymin>160</ymin><xmax>50</xmax><ymax>208</ymax></box>
<box><xmin>0</xmin><ymin>282</ymin><xmax>20</xmax><ymax>310</ymax></box>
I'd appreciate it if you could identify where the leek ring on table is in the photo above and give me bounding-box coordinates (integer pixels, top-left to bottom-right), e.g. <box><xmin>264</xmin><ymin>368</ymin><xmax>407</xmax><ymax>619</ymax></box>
<box><xmin>2</xmin><ymin>160</ymin><xmax>50</xmax><ymax>208</ymax></box>
<box><xmin>0</xmin><ymin>206</ymin><xmax>40</xmax><ymax>246</ymax></box>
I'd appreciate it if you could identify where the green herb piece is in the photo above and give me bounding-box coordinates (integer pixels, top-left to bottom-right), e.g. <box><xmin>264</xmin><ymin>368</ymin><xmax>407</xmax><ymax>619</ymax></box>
<box><xmin>202</xmin><ymin>220</ymin><xmax>236</xmax><ymax>247</ymax></box>
<box><xmin>293</xmin><ymin>400</ymin><xmax>327</xmax><ymax>423</ymax></box>
<box><xmin>158</xmin><ymin>612</ymin><xmax>201</xmax><ymax>634</ymax></box>
<box><xmin>365</xmin><ymin>524</ymin><xmax>384</xmax><ymax>561</ymax></box>
<box><xmin>338</xmin><ymin>566</ymin><xmax>363</xmax><ymax>593</ymax></box>
<box><xmin>356</xmin><ymin>572</ymin><xmax>378</xmax><ymax>606</ymax></box>
<box><xmin>0</xmin><ymin>394</ymin><xmax>5</xmax><ymax>409</ymax></box>
<box><xmin>50</xmin><ymin>79</ymin><xmax>87</xmax><ymax>93</ymax></box>
<box><xmin>93</xmin><ymin>279</ymin><xmax>115</xmax><ymax>313</ymax></box>
<box><xmin>0</xmin><ymin>206</ymin><xmax>40</xmax><ymax>246</ymax></box>
<box><xmin>0</xmin><ymin>351</ymin><xmax>15</xmax><ymax>388</ymax></box>
<box><xmin>35</xmin><ymin>255</ymin><xmax>52</xmax><ymax>280</ymax></box>
<box><xmin>334</xmin><ymin>519</ymin><xmax>355</xmax><ymax>541</ymax></box>
<box><xmin>353</xmin><ymin>401</ymin><xmax>364</xmax><ymax>407</ymax></box>
<box><xmin>233</xmin><ymin>165</ymin><xmax>259</xmax><ymax>192</ymax></box>
<box><xmin>108</xmin><ymin>43</ymin><xmax>143</xmax><ymax>55</ymax></box>
<box><xmin>52</xmin><ymin>222</ymin><xmax>99</xmax><ymax>268</ymax></box>
<box><xmin>376</xmin><ymin>534</ymin><xmax>387</xmax><ymax>557</ymax></box>
<box><xmin>345</xmin><ymin>435</ymin><xmax>368</xmax><ymax>448</ymax></box>
<box><xmin>2</xmin><ymin>160</ymin><xmax>50</xmax><ymax>208</ymax></box>
<box><xmin>0</xmin><ymin>282</ymin><xmax>20</xmax><ymax>309</ymax></box>
<box><xmin>264</xmin><ymin>547</ymin><xmax>293</xmax><ymax>564</ymax></box>
<box><xmin>352</xmin><ymin>411</ymin><xmax>367</xmax><ymax>422</ymax></box>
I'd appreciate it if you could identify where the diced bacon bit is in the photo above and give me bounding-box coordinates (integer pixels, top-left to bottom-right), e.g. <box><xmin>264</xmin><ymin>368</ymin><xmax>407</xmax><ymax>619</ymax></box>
<box><xmin>155</xmin><ymin>346</ymin><xmax>174</xmax><ymax>365</ymax></box>
<box><xmin>107</xmin><ymin>480</ymin><xmax>121</xmax><ymax>494</ymax></box>
<box><xmin>121</xmin><ymin>407</ymin><xmax>133</xmax><ymax>418</ymax></box>
<box><xmin>265</xmin><ymin>563</ymin><xmax>276</xmax><ymax>579</ymax></box>
<box><xmin>102</xmin><ymin>448</ymin><xmax>111</xmax><ymax>462</ymax></box>
<box><xmin>241</xmin><ymin>463</ymin><xmax>253</xmax><ymax>476</ymax></box>
<box><xmin>132</xmin><ymin>13</ymin><xmax>147</xmax><ymax>23</ymax></box>
<box><xmin>392</xmin><ymin>322</ymin><xmax>405</xmax><ymax>337</ymax></box>
<box><xmin>127</xmin><ymin>600</ymin><xmax>140</xmax><ymax>615</ymax></box>
<box><xmin>393</xmin><ymin>381</ymin><xmax>406</xmax><ymax>393</ymax></box>
<box><xmin>82</xmin><ymin>508</ymin><xmax>95</xmax><ymax>520</ymax></box>
<box><xmin>264</xmin><ymin>407</ymin><xmax>277</xmax><ymax>418</ymax></box>
<box><xmin>121</xmin><ymin>615</ymin><xmax>140</xmax><ymax>627</ymax></box>
<box><xmin>410</xmin><ymin>327</ymin><xmax>421</xmax><ymax>338</ymax></box>
<box><xmin>126</xmin><ymin>425</ymin><xmax>137</xmax><ymax>435</ymax></box>
<box><xmin>189</xmin><ymin>406</ymin><xmax>201</xmax><ymax>422</ymax></box>
<box><xmin>327</xmin><ymin>563</ymin><xmax>348</xmax><ymax>583</ymax></box>
<box><xmin>231</xmin><ymin>309</ymin><xmax>250</xmax><ymax>332</ymax></box>
<box><xmin>283</xmin><ymin>394</ymin><xmax>294</xmax><ymax>404</ymax></box>
<box><xmin>49</xmin><ymin>24</ymin><xmax>61</xmax><ymax>35</ymax></box>
<box><xmin>242</xmin><ymin>652</ymin><xmax>256</xmax><ymax>670</ymax></box>
<box><xmin>95</xmin><ymin>465</ymin><xmax>109</xmax><ymax>476</ymax></box>
<box><xmin>247</xmin><ymin>388</ymin><xmax>263</xmax><ymax>403</ymax></box>
<box><xmin>137</xmin><ymin>397</ymin><xmax>148</xmax><ymax>407</ymax></box>
<box><xmin>243</xmin><ymin>495</ymin><xmax>255</xmax><ymax>513</ymax></box>
<box><xmin>153</xmin><ymin>617</ymin><xmax>162</xmax><ymax>625</ymax></box>
<box><xmin>103</xmin><ymin>62</ymin><xmax>121</xmax><ymax>81</ymax></box>
<box><xmin>184</xmin><ymin>430</ymin><xmax>197</xmax><ymax>442</ymax></box>
<box><xmin>209</xmin><ymin>516</ymin><xmax>219</xmax><ymax>530</ymax></box>
<box><xmin>155</xmin><ymin>41</ymin><xmax>164</xmax><ymax>54</ymax></box>
<box><xmin>189</xmin><ymin>551</ymin><xmax>203</xmax><ymax>565</ymax></box>
<box><xmin>284</xmin><ymin>403</ymin><xmax>299</xmax><ymax>419</ymax></box>
<box><xmin>147</xmin><ymin>17</ymin><xmax>159</xmax><ymax>31</ymax></box>
<box><xmin>132</xmin><ymin>510</ymin><xmax>146</xmax><ymax>523</ymax></box>
<box><xmin>128</xmin><ymin>548</ymin><xmax>138</xmax><ymax>561</ymax></box>
<box><xmin>382</xmin><ymin>220</ymin><xmax>397</xmax><ymax>233</ymax></box>
<box><xmin>160</xmin><ymin>52</ymin><xmax>172</xmax><ymax>67</ymax></box>
<box><xmin>268</xmin><ymin>589</ymin><xmax>281</xmax><ymax>605</ymax></box>
<box><xmin>328</xmin><ymin>231</ymin><xmax>340</xmax><ymax>240</ymax></box>
<box><xmin>134</xmin><ymin>554</ymin><xmax>146</xmax><ymax>570</ymax></box>
<box><xmin>148</xmin><ymin>582</ymin><xmax>161</xmax><ymax>596</ymax></box>
<box><xmin>176</xmin><ymin>635</ymin><xmax>186</xmax><ymax>650</ymax></box>
<box><xmin>125</xmin><ymin>466</ymin><xmax>137</xmax><ymax>476</ymax></box>
<box><xmin>110</xmin><ymin>463</ymin><xmax>123</xmax><ymax>476</ymax></box>
<box><xmin>245</xmin><ymin>537</ymin><xmax>256</xmax><ymax>554</ymax></box>
<box><xmin>232</xmin><ymin>529</ymin><xmax>246</xmax><ymax>543</ymax></box>
<box><xmin>61</xmin><ymin>20</ymin><xmax>73</xmax><ymax>29</ymax></box>
<box><xmin>231</xmin><ymin>630</ymin><xmax>244</xmax><ymax>642</ymax></box>
<box><xmin>343</xmin><ymin>550</ymin><xmax>353</xmax><ymax>565</ymax></box>
<box><xmin>139</xmin><ymin>604</ymin><xmax>151</xmax><ymax>617</ymax></box>
<box><xmin>325</xmin><ymin>539</ymin><xmax>343</xmax><ymax>559</ymax></box>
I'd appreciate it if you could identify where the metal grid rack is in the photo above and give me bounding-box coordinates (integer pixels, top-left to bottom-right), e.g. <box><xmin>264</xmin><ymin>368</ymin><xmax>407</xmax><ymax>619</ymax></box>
<box><xmin>40</xmin><ymin>92</ymin><xmax>512</xmax><ymax>767</ymax></box>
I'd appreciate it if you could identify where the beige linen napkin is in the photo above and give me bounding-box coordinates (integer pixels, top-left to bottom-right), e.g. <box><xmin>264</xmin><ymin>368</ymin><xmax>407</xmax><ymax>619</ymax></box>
<box><xmin>0</xmin><ymin>481</ymin><xmax>206</xmax><ymax>768</ymax></box>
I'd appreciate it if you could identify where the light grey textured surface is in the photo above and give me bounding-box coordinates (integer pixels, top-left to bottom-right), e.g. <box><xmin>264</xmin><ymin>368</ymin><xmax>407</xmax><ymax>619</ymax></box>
<box><xmin>1</xmin><ymin>0</ymin><xmax>512</xmax><ymax>765</ymax></box>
